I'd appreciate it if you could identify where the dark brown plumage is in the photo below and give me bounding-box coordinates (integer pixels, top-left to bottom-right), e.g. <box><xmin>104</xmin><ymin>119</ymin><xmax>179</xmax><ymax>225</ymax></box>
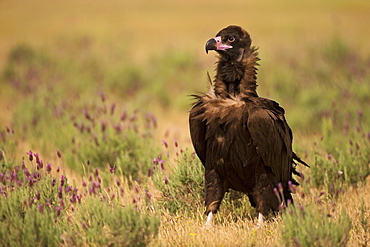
<box><xmin>189</xmin><ymin>25</ymin><xmax>308</xmax><ymax>226</ymax></box>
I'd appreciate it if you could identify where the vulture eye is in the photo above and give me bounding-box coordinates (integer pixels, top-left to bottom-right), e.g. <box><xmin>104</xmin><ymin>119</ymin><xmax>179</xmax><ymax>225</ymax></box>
<box><xmin>228</xmin><ymin>36</ymin><xmax>235</xmax><ymax>42</ymax></box>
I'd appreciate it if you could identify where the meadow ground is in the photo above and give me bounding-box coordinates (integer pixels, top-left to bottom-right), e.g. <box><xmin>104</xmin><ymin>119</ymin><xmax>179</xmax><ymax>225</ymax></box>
<box><xmin>0</xmin><ymin>1</ymin><xmax>369</xmax><ymax>246</ymax></box>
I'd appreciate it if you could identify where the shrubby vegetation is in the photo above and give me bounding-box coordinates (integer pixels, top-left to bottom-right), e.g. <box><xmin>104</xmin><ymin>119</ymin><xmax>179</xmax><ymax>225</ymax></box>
<box><xmin>0</xmin><ymin>152</ymin><xmax>159</xmax><ymax>246</ymax></box>
<box><xmin>0</xmin><ymin>34</ymin><xmax>369</xmax><ymax>246</ymax></box>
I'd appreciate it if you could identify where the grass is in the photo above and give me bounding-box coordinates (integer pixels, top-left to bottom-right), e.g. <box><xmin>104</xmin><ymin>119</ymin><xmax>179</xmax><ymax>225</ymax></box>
<box><xmin>1</xmin><ymin>0</ymin><xmax>370</xmax><ymax>246</ymax></box>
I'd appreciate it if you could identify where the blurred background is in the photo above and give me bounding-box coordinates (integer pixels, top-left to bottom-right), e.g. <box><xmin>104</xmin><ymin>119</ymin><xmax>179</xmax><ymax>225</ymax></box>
<box><xmin>0</xmin><ymin>0</ymin><xmax>369</xmax><ymax>168</ymax></box>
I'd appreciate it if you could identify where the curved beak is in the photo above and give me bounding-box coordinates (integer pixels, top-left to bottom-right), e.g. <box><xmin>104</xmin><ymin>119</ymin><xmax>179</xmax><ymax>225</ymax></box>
<box><xmin>205</xmin><ymin>36</ymin><xmax>233</xmax><ymax>54</ymax></box>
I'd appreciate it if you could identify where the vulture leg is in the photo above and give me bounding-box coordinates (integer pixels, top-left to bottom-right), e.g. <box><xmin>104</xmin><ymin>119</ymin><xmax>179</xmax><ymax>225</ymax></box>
<box><xmin>205</xmin><ymin>212</ymin><xmax>214</xmax><ymax>228</ymax></box>
<box><xmin>253</xmin><ymin>174</ymin><xmax>281</xmax><ymax>219</ymax></box>
<box><xmin>204</xmin><ymin>169</ymin><xmax>226</xmax><ymax>226</ymax></box>
<box><xmin>257</xmin><ymin>212</ymin><xmax>264</xmax><ymax>227</ymax></box>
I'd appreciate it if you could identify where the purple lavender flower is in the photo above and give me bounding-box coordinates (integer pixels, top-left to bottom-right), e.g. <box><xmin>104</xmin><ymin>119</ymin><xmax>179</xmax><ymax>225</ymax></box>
<box><xmin>278</xmin><ymin>183</ymin><xmax>283</xmax><ymax>193</ymax></box>
<box><xmin>34</xmin><ymin>153</ymin><xmax>40</xmax><ymax>164</ymax></box>
<box><xmin>110</xmin><ymin>103</ymin><xmax>116</xmax><ymax>115</ymax></box>
<box><xmin>163</xmin><ymin>177</ymin><xmax>169</xmax><ymax>184</ymax></box>
<box><xmin>98</xmin><ymin>91</ymin><xmax>106</xmax><ymax>102</ymax></box>
<box><xmin>145</xmin><ymin>190</ymin><xmax>152</xmax><ymax>200</ymax></box>
<box><xmin>152</xmin><ymin>158</ymin><xmax>159</xmax><ymax>165</ymax></box>
<box><xmin>147</xmin><ymin>168</ymin><xmax>154</xmax><ymax>177</ymax></box>
<box><xmin>134</xmin><ymin>186</ymin><xmax>139</xmax><ymax>194</ymax></box>
<box><xmin>60</xmin><ymin>175</ymin><xmax>65</xmax><ymax>186</ymax></box>
<box><xmin>70</xmin><ymin>194</ymin><xmax>77</xmax><ymax>203</ymax></box>
<box><xmin>37</xmin><ymin>160</ymin><xmax>43</xmax><ymax>170</ymax></box>
<box><xmin>101</xmin><ymin>121</ymin><xmax>107</xmax><ymax>132</ymax></box>
<box><xmin>162</xmin><ymin>140</ymin><xmax>168</xmax><ymax>149</ymax></box>
<box><xmin>58</xmin><ymin>186</ymin><xmax>63</xmax><ymax>198</ymax></box>
<box><xmin>55</xmin><ymin>206</ymin><xmax>61</xmax><ymax>216</ymax></box>
<box><xmin>56</xmin><ymin>150</ymin><xmax>62</xmax><ymax>158</ymax></box>
<box><xmin>38</xmin><ymin>205</ymin><xmax>44</xmax><ymax>214</ymax></box>
<box><xmin>26</xmin><ymin>151</ymin><xmax>33</xmax><ymax>161</ymax></box>
<box><xmin>46</xmin><ymin>163</ymin><xmax>52</xmax><ymax>173</ymax></box>
<box><xmin>23</xmin><ymin>168</ymin><xmax>31</xmax><ymax>177</ymax></box>
<box><xmin>120</xmin><ymin>111</ymin><xmax>127</xmax><ymax>121</ymax></box>
<box><xmin>27</xmin><ymin>178</ymin><xmax>35</xmax><ymax>187</ymax></box>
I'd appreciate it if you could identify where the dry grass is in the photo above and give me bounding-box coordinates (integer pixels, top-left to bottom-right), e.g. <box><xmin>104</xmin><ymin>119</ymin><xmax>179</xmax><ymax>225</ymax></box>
<box><xmin>151</xmin><ymin>181</ymin><xmax>370</xmax><ymax>247</ymax></box>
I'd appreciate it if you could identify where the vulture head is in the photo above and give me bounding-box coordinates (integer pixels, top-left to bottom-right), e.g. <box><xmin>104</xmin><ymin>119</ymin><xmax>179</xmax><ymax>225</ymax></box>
<box><xmin>205</xmin><ymin>25</ymin><xmax>252</xmax><ymax>62</ymax></box>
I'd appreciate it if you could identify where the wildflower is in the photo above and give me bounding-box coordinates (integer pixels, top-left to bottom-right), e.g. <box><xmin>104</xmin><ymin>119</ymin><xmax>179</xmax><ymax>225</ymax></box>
<box><xmin>36</xmin><ymin>191</ymin><xmax>41</xmax><ymax>200</ymax></box>
<box><xmin>27</xmin><ymin>178</ymin><xmax>35</xmax><ymax>187</ymax></box>
<box><xmin>34</xmin><ymin>153</ymin><xmax>40</xmax><ymax>164</ymax></box>
<box><xmin>355</xmin><ymin>142</ymin><xmax>360</xmax><ymax>150</ymax></box>
<box><xmin>27</xmin><ymin>151</ymin><xmax>33</xmax><ymax>161</ymax></box>
<box><xmin>174</xmin><ymin>139</ymin><xmax>178</xmax><ymax>147</ymax></box>
<box><xmin>70</xmin><ymin>194</ymin><xmax>77</xmax><ymax>203</ymax></box>
<box><xmin>273</xmin><ymin>187</ymin><xmax>279</xmax><ymax>197</ymax></box>
<box><xmin>46</xmin><ymin>163</ymin><xmax>52</xmax><ymax>173</ymax></box>
<box><xmin>94</xmin><ymin>168</ymin><xmax>99</xmax><ymax>177</ymax></box>
<box><xmin>51</xmin><ymin>178</ymin><xmax>56</xmax><ymax>187</ymax></box>
<box><xmin>38</xmin><ymin>205</ymin><xmax>44</xmax><ymax>214</ymax></box>
<box><xmin>58</xmin><ymin>186</ymin><xmax>63</xmax><ymax>198</ymax></box>
<box><xmin>293</xmin><ymin>238</ymin><xmax>300</xmax><ymax>247</ymax></box>
<box><xmin>55</xmin><ymin>206</ymin><xmax>61</xmax><ymax>216</ymax></box>
<box><xmin>147</xmin><ymin>168</ymin><xmax>154</xmax><ymax>177</ymax></box>
<box><xmin>109</xmin><ymin>165</ymin><xmax>116</xmax><ymax>174</ymax></box>
<box><xmin>60</xmin><ymin>175</ymin><xmax>66</xmax><ymax>186</ymax></box>
<box><xmin>121</xmin><ymin>111</ymin><xmax>127</xmax><ymax>121</ymax></box>
<box><xmin>98</xmin><ymin>91</ymin><xmax>106</xmax><ymax>102</ymax></box>
<box><xmin>23</xmin><ymin>168</ymin><xmax>31</xmax><ymax>177</ymax></box>
<box><xmin>56</xmin><ymin>150</ymin><xmax>62</xmax><ymax>158</ymax></box>
<box><xmin>278</xmin><ymin>183</ymin><xmax>283</xmax><ymax>193</ymax></box>
<box><xmin>288</xmin><ymin>181</ymin><xmax>296</xmax><ymax>194</ymax></box>
<box><xmin>145</xmin><ymin>190</ymin><xmax>152</xmax><ymax>200</ymax></box>
<box><xmin>163</xmin><ymin>177</ymin><xmax>169</xmax><ymax>184</ymax></box>
<box><xmin>110</xmin><ymin>103</ymin><xmax>116</xmax><ymax>115</ymax></box>
<box><xmin>56</xmin><ymin>167</ymin><xmax>60</xmax><ymax>173</ymax></box>
<box><xmin>0</xmin><ymin>151</ymin><xmax>3</xmax><ymax>161</ymax></box>
<box><xmin>37</xmin><ymin>160</ymin><xmax>43</xmax><ymax>170</ymax></box>
<box><xmin>101</xmin><ymin>121</ymin><xmax>107</xmax><ymax>132</ymax></box>
<box><xmin>115</xmin><ymin>179</ymin><xmax>120</xmax><ymax>187</ymax></box>
<box><xmin>152</xmin><ymin>158</ymin><xmax>159</xmax><ymax>165</ymax></box>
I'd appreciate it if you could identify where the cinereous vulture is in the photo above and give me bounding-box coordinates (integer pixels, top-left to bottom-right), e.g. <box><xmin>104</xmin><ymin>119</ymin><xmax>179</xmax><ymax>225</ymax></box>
<box><xmin>189</xmin><ymin>25</ymin><xmax>308</xmax><ymax>227</ymax></box>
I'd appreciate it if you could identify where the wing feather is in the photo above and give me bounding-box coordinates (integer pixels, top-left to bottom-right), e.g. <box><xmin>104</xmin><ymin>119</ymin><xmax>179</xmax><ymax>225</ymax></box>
<box><xmin>247</xmin><ymin>106</ymin><xmax>293</xmax><ymax>184</ymax></box>
<box><xmin>189</xmin><ymin>99</ymin><xmax>207</xmax><ymax>165</ymax></box>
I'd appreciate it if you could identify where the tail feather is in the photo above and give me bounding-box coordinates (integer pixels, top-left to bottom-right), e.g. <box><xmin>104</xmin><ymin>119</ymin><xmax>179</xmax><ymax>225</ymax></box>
<box><xmin>291</xmin><ymin>152</ymin><xmax>309</xmax><ymax>186</ymax></box>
